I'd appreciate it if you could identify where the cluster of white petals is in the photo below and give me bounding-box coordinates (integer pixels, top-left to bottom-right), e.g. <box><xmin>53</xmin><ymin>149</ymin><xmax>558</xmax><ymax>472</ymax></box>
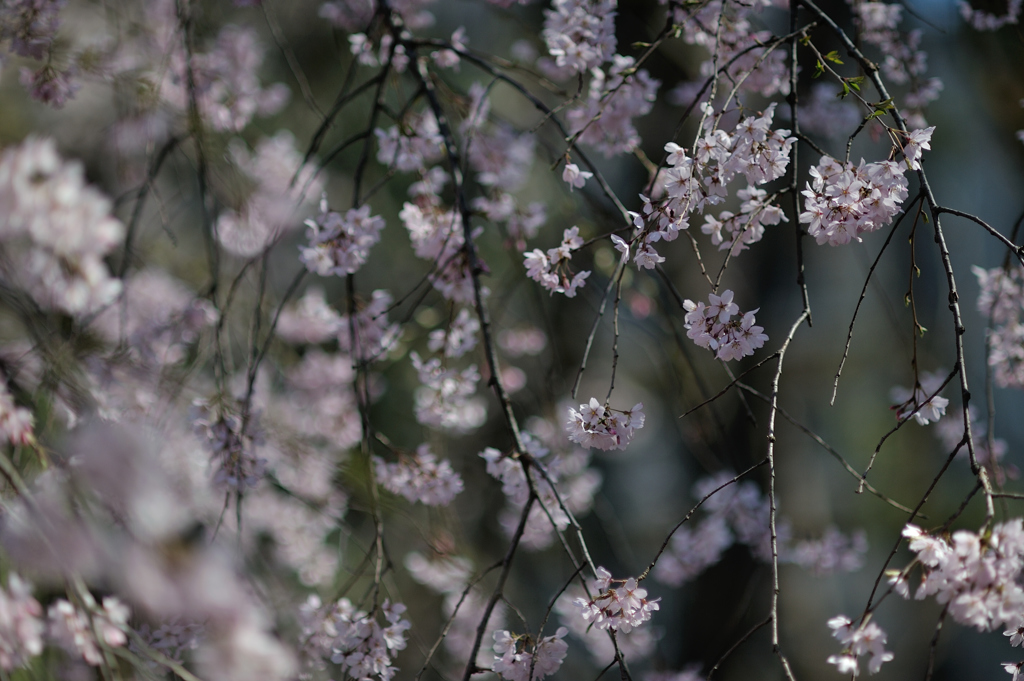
<box><xmin>48</xmin><ymin>595</ymin><xmax>129</xmax><ymax>666</ymax></box>
<box><xmin>799</xmin><ymin>155</ymin><xmax>909</xmax><ymax>246</ymax></box>
<box><xmin>668</xmin><ymin>0</ymin><xmax>789</xmax><ymax>98</ymax></box>
<box><xmin>0</xmin><ymin>574</ymin><xmax>43</xmax><ymax>670</ymax></box>
<box><xmin>974</xmin><ymin>265</ymin><xmax>1024</xmax><ymax>388</ymax></box>
<box><xmin>565</xmin><ymin>55</ymin><xmax>659</xmax><ymax>157</ymax></box>
<box><xmin>959</xmin><ymin>0</ymin><xmax>1021</xmax><ymax>29</ymax></box>
<box><xmin>216</xmin><ymin>132</ymin><xmax>322</xmax><ymax>257</ymax></box>
<box><xmin>299</xmin><ymin>596</ymin><xmax>410</xmax><ymax>681</ymax></box>
<box><xmin>401</xmin><ymin>200</ymin><xmax>480</xmax><ymax>303</ymax></box>
<box><xmin>565</xmin><ymin>398</ymin><xmax>645</xmax><ymax>451</ymax></box>
<box><xmin>410</xmin><ymin>352</ymin><xmax>486</xmax><ymax>432</ymax></box>
<box><xmin>427</xmin><ymin>308</ymin><xmax>480</xmax><ymax>358</ymax></box>
<box><xmin>890</xmin><ymin>370</ymin><xmax>949</xmax><ymax>425</ymax></box>
<box><xmin>826</xmin><ymin>616</ymin><xmax>894</xmax><ymax>675</ymax></box>
<box><xmin>483</xmin><ymin>423</ymin><xmax>602</xmax><ymax>550</ymax></box>
<box><xmin>524</xmin><ymin>227</ymin><xmax>590</xmax><ymax>298</ymax></box>
<box><xmin>682</xmin><ymin>290</ymin><xmax>768</xmax><ymax>361</ymax></box>
<box><xmin>850</xmin><ymin>0</ymin><xmax>941</xmax><ymax>124</ymax></box>
<box><xmin>897</xmin><ymin>521</ymin><xmax>1024</xmax><ymax>631</ymax></box>
<box><xmin>635</xmin><ymin>105</ymin><xmax>794</xmax><ymax>264</ymax></box>
<box><xmin>374</xmin><ymin>444</ymin><xmax>464</xmax><ymax>506</ymax></box>
<box><xmin>0</xmin><ymin>0</ymin><xmax>62</xmax><ymax>60</ymax></box>
<box><xmin>542</xmin><ymin>0</ymin><xmax>616</xmax><ymax>74</ymax></box>
<box><xmin>376</xmin><ymin>113</ymin><xmax>444</xmax><ymax>173</ymax></box>
<box><xmin>573</xmin><ymin>567</ymin><xmax>660</xmax><ymax>633</ymax></box>
<box><xmin>91</xmin><ymin>269</ymin><xmax>218</xmax><ymax>366</ymax></box>
<box><xmin>491</xmin><ymin>627</ymin><xmax>569</xmax><ymax>681</ymax></box>
<box><xmin>0</xmin><ymin>137</ymin><xmax>124</xmax><ymax>315</ymax></box>
<box><xmin>162</xmin><ymin>25</ymin><xmax>289</xmax><ymax>132</ymax></box>
<box><xmin>190</xmin><ymin>399</ymin><xmax>267</xmax><ymax>491</ymax></box>
<box><xmin>654</xmin><ymin>473</ymin><xmax>867</xmax><ymax>586</ymax></box>
<box><xmin>340</xmin><ymin>290</ymin><xmax>403</xmax><ymax>362</ymax></box>
<box><xmin>301</xmin><ymin>197</ymin><xmax>385</xmax><ymax>276</ymax></box>
<box><xmin>0</xmin><ymin>383</ymin><xmax>34</xmax><ymax>446</ymax></box>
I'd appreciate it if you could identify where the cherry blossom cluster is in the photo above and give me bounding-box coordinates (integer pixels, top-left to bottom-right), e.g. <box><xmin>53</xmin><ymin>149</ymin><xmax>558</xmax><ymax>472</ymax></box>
<box><xmin>374</xmin><ymin>444</ymin><xmax>464</xmax><ymax>506</ymax></box>
<box><xmin>321</xmin><ymin>0</ymin><xmax>435</xmax><ymax>32</ymax></box>
<box><xmin>654</xmin><ymin>473</ymin><xmax>868</xmax><ymax>586</ymax></box>
<box><xmin>190</xmin><ymin>399</ymin><xmax>267</xmax><ymax>491</ymax></box>
<box><xmin>565</xmin><ymin>55</ymin><xmax>660</xmax><ymax>157</ymax></box>
<box><xmin>890</xmin><ymin>370</ymin><xmax>949</xmax><ymax>425</ymax></box>
<box><xmin>1</xmin><ymin>0</ymin><xmax>82</xmax><ymax>107</ymax></box>
<box><xmin>525</xmin><ymin>227</ymin><xmax>590</xmax><ymax>298</ymax></box>
<box><xmin>428</xmin><ymin>308</ymin><xmax>480</xmax><ymax>358</ymax></box>
<box><xmin>974</xmin><ymin>265</ymin><xmax>1024</xmax><ymax>388</ymax></box>
<box><xmin>895</xmin><ymin>521</ymin><xmax>1024</xmax><ymax>631</ymax></box>
<box><xmin>848</xmin><ymin>0</ymin><xmax>942</xmax><ymax>124</ymax></box>
<box><xmin>0</xmin><ymin>0</ymin><xmax>62</xmax><ymax>60</ymax></box>
<box><xmin>682</xmin><ymin>290</ymin><xmax>768</xmax><ymax>361</ymax></box>
<box><xmin>161</xmin><ymin>24</ymin><xmax>289</xmax><ymax>132</ymax></box>
<box><xmin>959</xmin><ymin>0</ymin><xmax>1022</xmax><ymax>29</ymax></box>
<box><xmin>542</xmin><ymin>0</ymin><xmax>617</xmax><ymax>74</ymax></box>
<box><xmin>0</xmin><ymin>574</ymin><xmax>43</xmax><ymax>670</ymax></box>
<box><xmin>572</xmin><ymin>567</ymin><xmax>660</xmax><ymax>633</ymax></box>
<box><xmin>281</xmin><ymin>349</ymin><xmax>362</xmax><ymax>452</ymax></box>
<box><xmin>491</xmin><ymin>627</ymin><xmax>569</xmax><ymax>681</ymax></box>
<box><xmin>554</xmin><ymin>586</ymin><xmax>659</xmax><ymax>663</ymax></box>
<box><xmin>636</xmin><ymin>105</ymin><xmax>794</xmax><ymax>263</ymax></box>
<box><xmin>376</xmin><ymin>113</ymin><xmax>444</xmax><ymax>173</ymax></box>
<box><xmin>92</xmin><ymin>268</ymin><xmax>218</xmax><ymax>367</ymax></box>
<box><xmin>0</xmin><ymin>383</ymin><xmax>33</xmax><ymax>446</ymax></box>
<box><xmin>799</xmin><ymin>154</ymin><xmax>910</xmax><ymax>246</ymax></box>
<box><xmin>410</xmin><ymin>352</ymin><xmax>486</xmax><ymax>432</ymax></box>
<box><xmin>668</xmin><ymin>0</ymin><xmax>789</xmax><ymax>98</ymax></box>
<box><xmin>48</xmin><ymin>595</ymin><xmax>129</xmax><ymax>666</ymax></box>
<box><xmin>565</xmin><ymin>398</ymin><xmax>645</xmax><ymax>451</ymax></box>
<box><xmin>826</xmin><ymin>615</ymin><xmax>894</xmax><ymax>676</ymax></box>
<box><xmin>401</xmin><ymin>200</ymin><xmax>479</xmax><ymax>304</ymax></box>
<box><xmin>300</xmin><ymin>197</ymin><xmax>386</xmax><ymax>277</ymax></box>
<box><xmin>483</xmin><ymin>422</ymin><xmax>602</xmax><ymax>550</ymax></box>
<box><xmin>340</xmin><ymin>290</ymin><xmax>403</xmax><ymax>362</ymax></box>
<box><xmin>0</xmin><ymin>137</ymin><xmax>124</xmax><ymax>315</ymax></box>
<box><xmin>299</xmin><ymin>596</ymin><xmax>411</xmax><ymax>681</ymax></box>
<box><xmin>133</xmin><ymin>619</ymin><xmax>206</xmax><ymax>668</ymax></box>
<box><xmin>217</xmin><ymin>131</ymin><xmax>322</xmax><ymax>258</ymax></box>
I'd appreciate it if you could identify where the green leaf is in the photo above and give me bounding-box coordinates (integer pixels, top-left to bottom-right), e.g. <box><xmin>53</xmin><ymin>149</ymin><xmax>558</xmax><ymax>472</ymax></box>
<box><xmin>823</xmin><ymin>50</ymin><xmax>844</xmax><ymax>64</ymax></box>
<box><xmin>838</xmin><ymin>81</ymin><xmax>851</xmax><ymax>98</ymax></box>
<box><xmin>813</xmin><ymin>60</ymin><xmax>824</xmax><ymax>78</ymax></box>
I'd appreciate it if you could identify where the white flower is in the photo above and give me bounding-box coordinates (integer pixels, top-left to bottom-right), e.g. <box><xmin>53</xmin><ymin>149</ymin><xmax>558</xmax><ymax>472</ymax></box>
<box><xmin>562</xmin><ymin>162</ymin><xmax>593</xmax><ymax>190</ymax></box>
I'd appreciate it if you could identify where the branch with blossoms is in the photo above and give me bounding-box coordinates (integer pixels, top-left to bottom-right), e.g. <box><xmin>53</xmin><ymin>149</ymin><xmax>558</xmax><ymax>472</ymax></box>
<box><xmin>4</xmin><ymin>0</ymin><xmax>1024</xmax><ymax>680</ymax></box>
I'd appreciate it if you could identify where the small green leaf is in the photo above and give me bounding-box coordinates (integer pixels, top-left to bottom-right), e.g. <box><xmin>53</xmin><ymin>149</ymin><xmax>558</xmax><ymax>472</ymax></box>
<box><xmin>838</xmin><ymin>81</ymin><xmax>851</xmax><ymax>98</ymax></box>
<box><xmin>823</xmin><ymin>50</ymin><xmax>844</xmax><ymax>64</ymax></box>
<box><xmin>813</xmin><ymin>60</ymin><xmax>824</xmax><ymax>78</ymax></box>
<box><xmin>632</xmin><ymin>41</ymin><xmax>652</xmax><ymax>48</ymax></box>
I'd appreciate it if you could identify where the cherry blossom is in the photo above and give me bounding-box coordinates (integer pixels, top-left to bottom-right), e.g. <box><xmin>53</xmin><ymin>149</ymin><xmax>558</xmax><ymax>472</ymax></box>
<box><xmin>572</xmin><ymin>567</ymin><xmax>660</xmax><ymax>633</ymax></box>
<box><xmin>682</xmin><ymin>290</ymin><xmax>768</xmax><ymax>361</ymax></box>
<box><xmin>374</xmin><ymin>444</ymin><xmax>464</xmax><ymax>506</ymax></box>
<box><xmin>566</xmin><ymin>398</ymin><xmax>645</xmax><ymax>451</ymax></box>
